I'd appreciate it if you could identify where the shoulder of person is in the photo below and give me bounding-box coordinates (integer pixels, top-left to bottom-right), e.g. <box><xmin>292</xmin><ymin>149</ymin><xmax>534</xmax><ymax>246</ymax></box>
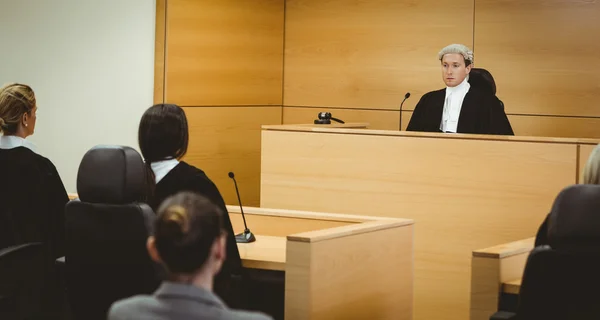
<box><xmin>469</xmin><ymin>86</ymin><xmax>501</xmax><ymax>105</ymax></box>
<box><xmin>423</xmin><ymin>88</ymin><xmax>445</xmax><ymax>98</ymax></box>
<box><xmin>12</xmin><ymin>148</ymin><xmax>59</xmax><ymax>177</ymax></box>
<box><xmin>107</xmin><ymin>295</ymin><xmax>153</xmax><ymax>320</ymax></box>
<box><xmin>179</xmin><ymin>161</ymin><xmax>214</xmax><ymax>183</ymax></box>
<box><xmin>225</xmin><ymin>309</ymin><xmax>274</xmax><ymax>320</ymax></box>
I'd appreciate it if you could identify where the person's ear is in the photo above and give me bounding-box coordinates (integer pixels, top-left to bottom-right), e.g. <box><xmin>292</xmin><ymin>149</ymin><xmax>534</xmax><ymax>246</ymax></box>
<box><xmin>22</xmin><ymin>112</ymin><xmax>28</xmax><ymax>127</ymax></box>
<box><xmin>147</xmin><ymin>236</ymin><xmax>163</xmax><ymax>264</ymax></box>
<box><xmin>211</xmin><ymin>234</ymin><xmax>227</xmax><ymax>274</ymax></box>
<box><xmin>214</xmin><ymin>234</ymin><xmax>227</xmax><ymax>261</ymax></box>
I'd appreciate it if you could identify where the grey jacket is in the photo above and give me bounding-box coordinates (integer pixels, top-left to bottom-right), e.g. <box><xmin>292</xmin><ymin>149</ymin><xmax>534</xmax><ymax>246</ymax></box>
<box><xmin>108</xmin><ymin>282</ymin><xmax>273</xmax><ymax>320</ymax></box>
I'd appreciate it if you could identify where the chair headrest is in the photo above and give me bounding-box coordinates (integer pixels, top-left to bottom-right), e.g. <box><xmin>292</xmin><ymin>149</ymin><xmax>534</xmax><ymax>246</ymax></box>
<box><xmin>548</xmin><ymin>184</ymin><xmax>600</xmax><ymax>251</ymax></box>
<box><xmin>469</xmin><ymin>68</ymin><xmax>496</xmax><ymax>95</ymax></box>
<box><xmin>77</xmin><ymin>145</ymin><xmax>149</xmax><ymax>204</ymax></box>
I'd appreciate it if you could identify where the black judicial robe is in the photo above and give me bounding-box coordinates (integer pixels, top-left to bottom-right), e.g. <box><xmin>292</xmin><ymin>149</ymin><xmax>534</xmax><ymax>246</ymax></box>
<box><xmin>0</xmin><ymin>147</ymin><xmax>69</xmax><ymax>255</ymax></box>
<box><xmin>534</xmin><ymin>214</ymin><xmax>550</xmax><ymax>247</ymax></box>
<box><xmin>406</xmin><ymin>87</ymin><xmax>514</xmax><ymax>135</ymax></box>
<box><xmin>149</xmin><ymin>162</ymin><xmax>243</xmax><ymax>301</ymax></box>
<box><xmin>0</xmin><ymin>147</ymin><xmax>69</xmax><ymax>257</ymax></box>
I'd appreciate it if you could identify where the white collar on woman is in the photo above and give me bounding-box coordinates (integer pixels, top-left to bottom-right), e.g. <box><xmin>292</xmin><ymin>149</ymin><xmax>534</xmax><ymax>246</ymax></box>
<box><xmin>150</xmin><ymin>158</ymin><xmax>180</xmax><ymax>183</ymax></box>
<box><xmin>0</xmin><ymin>135</ymin><xmax>38</xmax><ymax>153</ymax></box>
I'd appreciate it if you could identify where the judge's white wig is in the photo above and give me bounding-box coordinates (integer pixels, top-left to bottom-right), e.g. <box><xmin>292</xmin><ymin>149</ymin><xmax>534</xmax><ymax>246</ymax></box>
<box><xmin>438</xmin><ymin>44</ymin><xmax>474</xmax><ymax>66</ymax></box>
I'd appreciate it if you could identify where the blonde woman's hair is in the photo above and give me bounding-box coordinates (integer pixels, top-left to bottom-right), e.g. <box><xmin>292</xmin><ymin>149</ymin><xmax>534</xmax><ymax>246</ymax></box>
<box><xmin>0</xmin><ymin>83</ymin><xmax>36</xmax><ymax>135</ymax></box>
<box><xmin>583</xmin><ymin>144</ymin><xmax>600</xmax><ymax>185</ymax></box>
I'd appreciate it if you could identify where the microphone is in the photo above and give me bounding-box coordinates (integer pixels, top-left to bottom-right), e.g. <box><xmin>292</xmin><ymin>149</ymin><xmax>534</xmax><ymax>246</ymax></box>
<box><xmin>228</xmin><ymin>172</ymin><xmax>256</xmax><ymax>243</ymax></box>
<box><xmin>398</xmin><ymin>92</ymin><xmax>411</xmax><ymax>131</ymax></box>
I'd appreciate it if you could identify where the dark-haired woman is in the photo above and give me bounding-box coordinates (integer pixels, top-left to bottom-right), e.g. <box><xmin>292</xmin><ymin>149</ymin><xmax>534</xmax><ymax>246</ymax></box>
<box><xmin>108</xmin><ymin>192</ymin><xmax>272</xmax><ymax>320</ymax></box>
<box><xmin>137</xmin><ymin>103</ymin><xmax>242</xmax><ymax>304</ymax></box>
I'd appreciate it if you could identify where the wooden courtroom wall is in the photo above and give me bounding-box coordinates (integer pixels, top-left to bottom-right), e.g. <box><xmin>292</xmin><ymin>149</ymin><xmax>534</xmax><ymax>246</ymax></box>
<box><xmin>155</xmin><ymin>0</ymin><xmax>284</xmax><ymax>206</ymax></box>
<box><xmin>156</xmin><ymin>0</ymin><xmax>600</xmax><ymax>204</ymax></box>
<box><xmin>282</xmin><ymin>0</ymin><xmax>600</xmax><ymax>139</ymax></box>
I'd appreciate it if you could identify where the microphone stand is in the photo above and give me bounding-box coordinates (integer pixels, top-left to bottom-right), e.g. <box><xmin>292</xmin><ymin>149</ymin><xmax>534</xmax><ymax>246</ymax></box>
<box><xmin>228</xmin><ymin>172</ymin><xmax>256</xmax><ymax>243</ymax></box>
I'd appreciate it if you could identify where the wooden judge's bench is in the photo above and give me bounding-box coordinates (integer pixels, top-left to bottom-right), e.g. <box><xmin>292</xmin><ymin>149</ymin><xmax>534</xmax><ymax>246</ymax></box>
<box><xmin>258</xmin><ymin>123</ymin><xmax>599</xmax><ymax>320</ymax></box>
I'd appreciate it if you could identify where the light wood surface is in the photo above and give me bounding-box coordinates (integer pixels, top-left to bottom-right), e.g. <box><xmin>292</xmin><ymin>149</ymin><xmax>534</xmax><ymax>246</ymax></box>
<box><xmin>285</xmin><ymin>221</ymin><xmax>414</xmax><ymax>320</ymax></box>
<box><xmin>283</xmin><ymin>0</ymin><xmax>473</xmax><ymax>110</ymax></box>
<box><xmin>263</xmin><ymin>124</ymin><xmax>600</xmax><ymax>145</ymax></box>
<box><xmin>470</xmin><ymin>238</ymin><xmax>533</xmax><ymax>320</ymax></box>
<box><xmin>260</xmin><ymin>126</ymin><xmax>589</xmax><ymax>320</ymax></box>
<box><xmin>279</xmin><ymin>122</ymin><xmax>369</xmax><ymax>129</ymax></box>
<box><xmin>473</xmin><ymin>237</ymin><xmax>535</xmax><ymax>259</ymax></box>
<box><xmin>153</xmin><ymin>0</ymin><xmax>166</xmax><ymax>104</ymax></box>
<box><xmin>226</xmin><ymin>205</ymin><xmax>394</xmax><ymax>223</ymax></box>
<box><xmin>68</xmin><ymin>193</ymin><xmax>78</xmax><ymax>200</ymax></box>
<box><xmin>165</xmin><ymin>0</ymin><xmax>284</xmax><ymax>106</ymax></box>
<box><xmin>503</xmin><ymin>279</ymin><xmax>521</xmax><ymax>295</ymax></box>
<box><xmin>288</xmin><ymin>219</ymin><xmax>413</xmax><ymax>243</ymax></box>
<box><xmin>474</xmin><ymin>0</ymin><xmax>600</xmax><ymax>117</ymax></box>
<box><xmin>403</xmin><ymin>110</ymin><xmax>600</xmax><ymax>139</ymax></box>
<box><xmin>238</xmin><ymin>235</ymin><xmax>286</xmax><ymax>271</ymax></box>
<box><xmin>183</xmin><ymin>106</ymin><xmax>281</xmax><ymax>206</ymax></box>
<box><xmin>283</xmin><ymin>107</ymin><xmax>400</xmax><ymax>130</ymax></box>
<box><xmin>229</xmin><ymin>212</ymin><xmax>355</xmax><ymax>237</ymax></box>
<box><xmin>229</xmin><ymin>205</ymin><xmax>414</xmax><ymax>319</ymax></box>
<box><xmin>507</xmin><ymin>115</ymin><xmax>600</xmax><ymax>140</ymax></box>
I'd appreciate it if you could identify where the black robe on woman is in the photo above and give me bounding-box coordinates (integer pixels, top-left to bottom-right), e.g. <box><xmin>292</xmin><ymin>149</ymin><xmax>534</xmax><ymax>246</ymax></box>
<box><xmin>0</xmin><ymin>147</ymin><xmax>69</xmax><ymax>256</ymax></box>
<box><xmin>149</xmin><ymin>161</ymin><xmax>243</xmax><ymax>304</ymax></box>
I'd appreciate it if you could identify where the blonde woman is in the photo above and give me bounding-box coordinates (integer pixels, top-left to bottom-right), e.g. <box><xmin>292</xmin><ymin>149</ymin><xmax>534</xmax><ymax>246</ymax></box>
<box><xmin>535</xmin><ymin>144</ymin><xmax>600</xmax><ymax>245</ymax></box>
<box><xmin>0</xmin><ymin>83</ymin><xmax>69</xmax><ymax>254</ymax></box>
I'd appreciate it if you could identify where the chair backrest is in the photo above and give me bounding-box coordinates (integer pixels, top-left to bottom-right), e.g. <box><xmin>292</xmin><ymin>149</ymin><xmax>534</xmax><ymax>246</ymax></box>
<box><xmin>469</xmin><ymin>68</ymin><xmax>497</xmax><ymax>95</ymax></box>
<box><xmin>0</xmin><ymin>242</ymin><xmax>44</xmax><ymax>319</ymax></box>
<box><xmin>516</xmin><ymin>184</ymin><xmax>600</xmax><ymax>319</ymax></box>
<box><xmin>65</xmin><ymin>145</ymin><xmax>160</xmax><ymax>320</ymax></box>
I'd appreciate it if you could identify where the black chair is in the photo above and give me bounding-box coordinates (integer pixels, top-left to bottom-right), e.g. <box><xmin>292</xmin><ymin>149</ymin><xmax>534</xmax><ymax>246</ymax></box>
<box><xmin>64</xmin><ymin>145</ymin><xmax>160</xmax><ymax>320</ymax></box>
<box><xmin>469</xmin><ymin>68</ymin><xmax>497</xmax><ymax>95</ymax></box>
<box><xmin>491</xmin><ymin>184</ymin><xmax>600</xmax><ymax>320</ymax></box>
<box><xmin>0</xmin><ymin>242</ymin><xmax>44</xmax><ymax>319</ymax></box>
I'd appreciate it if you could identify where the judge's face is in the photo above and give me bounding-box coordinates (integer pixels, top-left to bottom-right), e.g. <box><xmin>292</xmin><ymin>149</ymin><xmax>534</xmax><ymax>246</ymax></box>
<box><xmin>441</xmin><ymin>53</ymin><xmax>471</xmax><ymax>87</ymax></box>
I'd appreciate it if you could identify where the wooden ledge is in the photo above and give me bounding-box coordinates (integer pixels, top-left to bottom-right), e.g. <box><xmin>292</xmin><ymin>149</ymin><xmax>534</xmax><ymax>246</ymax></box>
<box><xmin>473</xmin><ymin>237</ymin><xmax>535</xmax><ymax>259</ymax></box>
<box><xmin>288</xmin><ymin>219</ymin><xmax>414</xmax><ymax>243</ymax></box>
<box><xmin>226</xmin><ymin>205</ymin><xmax>399</xmax><ymax>223</ymax></box>
<box><xmin>262</xmin><ymin>125</ymin><xmax>600</xmax><ymax>145</ymax></box>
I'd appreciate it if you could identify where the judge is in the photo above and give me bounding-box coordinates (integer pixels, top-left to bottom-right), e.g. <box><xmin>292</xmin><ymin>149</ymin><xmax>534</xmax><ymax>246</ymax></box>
<box><xmin>406</xmin><ymin>44</ymin><xmax>514</xmax><ymax>135</ymax></box>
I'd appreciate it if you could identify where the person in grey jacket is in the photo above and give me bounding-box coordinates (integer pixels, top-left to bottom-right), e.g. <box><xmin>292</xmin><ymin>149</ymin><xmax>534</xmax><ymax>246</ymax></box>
<box><xmin>108</xmin><ymin>191</ymin><xmax>273</xmax><ymax>320</ymax></box>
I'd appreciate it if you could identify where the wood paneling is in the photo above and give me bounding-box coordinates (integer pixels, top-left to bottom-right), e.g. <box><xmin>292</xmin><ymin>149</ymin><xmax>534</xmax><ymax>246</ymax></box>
<box><xmin>238</xmin><ymin>235</ymin><xmax>286</xmax><ymax>271</ymax></box>
<box><xmin>283</xmin><ymin>107</ymin><xmax>400</xmax><ymax>130</ymax></box>
<box><xmin>183</xmin><ymin>106</ymin><xmax>281</xmax><ymax>206</ymax></box>
<box><xmin>508</xmin><ymin>115</ymin><xmax>600</xmax><ymax>139</ymax></box>
<box><xmin>165</xmin><ymin>0</ymin><xmax>284</xmax><ymax>106</ymax></box>
<box><xmin>284</xmin><ymin>0</ymin><xmax>473</xmax><ymax>110</ymax></box>
<box><xmin>402</xmin><ymin>110</ymin><xmax>600</xmax><ymax>139</ymax></box>
<box><xmin>474</xmin><ymin>0</ymin><xmax>600</xmax><ymax>117</ymax></box>
<box><xmin>261</xmin><ymin>128</ymin><xmax>578</xmax><ymax>320</ymax></box>
<box><xmin>154</xmin><ymin>0</ymin><xmax>166</xmax><ymax>104</ymax></box>
<box><xmin>286</xmin><ymin>222</ymin><xmax>414</xmax><ymax>320</ymax></box>
<box><xmin>470</xmin><ymin>251</ymin><xmax>530</xmax><ymax>320</ymax></box>
<box><xmin>401</xmin><ymin>110</ymin><xmax>413</xmax><ymax>131</ymax></box>
<box><xmin>229</xmin><ymin>212</ymin><xmax>354</xmax><ymax>237</ymax></box>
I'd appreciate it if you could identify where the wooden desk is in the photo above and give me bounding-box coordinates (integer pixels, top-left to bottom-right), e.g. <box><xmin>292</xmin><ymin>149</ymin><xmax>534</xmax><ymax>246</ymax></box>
<box><xmin>503</xmin><ymin>279</ymin><xmax>522</xmax><ymax>295</ymax></box>
<box><xmin>471</xmin><ymin>238</ymin><xmax>533</xmax><ymax>320</ymax></box>
<box><xmin>259</xmin><ymin>125</ymin><xmax>599</xmax><ymax>320</ymax></box>
<box><xmin>228</xmin><ymin>205</ymin><xmax>414</xmax><ymax>320</ymax></box>
<box><xmin>238</xmin><ymin>235</ymin><xmax>286</xmax><ymax>271</ymax></box>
